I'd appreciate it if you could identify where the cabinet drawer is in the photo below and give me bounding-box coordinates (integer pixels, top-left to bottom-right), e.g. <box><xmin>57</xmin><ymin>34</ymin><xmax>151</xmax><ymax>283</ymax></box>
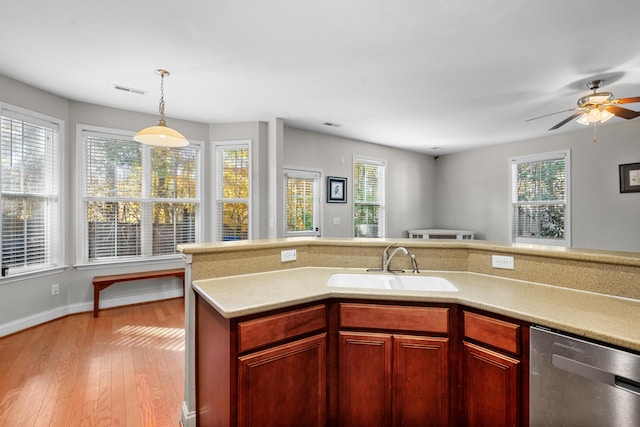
<box><xmin>463</xmin><ymin>311</ymin><xmax>520</xmax><ymax>355</ymax></box>
<box><xmin>340</xmin><ymin>303</ymin><xmax>449</xmax><ymax>334</ymax></box>
<box><xmin>238</xmin><ymin>304</ymin><xmax>326</xmax><ymax>353</ymax></box>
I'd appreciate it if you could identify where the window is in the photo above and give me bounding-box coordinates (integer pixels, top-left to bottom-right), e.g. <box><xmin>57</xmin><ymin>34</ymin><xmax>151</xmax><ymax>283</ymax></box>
<box><xmin>353</xmin><ymin>156</ymin><xmax>385</xmax><ymax>238</ymax></box>
<box><xmin>215</xmin><ymin>142</ymin><xmax>250</xmax><ymax>241</ymax></box>
<box><xmin>510</xmin><ymin>150</ymin><xmax>570</xmax><ymax>246</ymax></box>
<box><xmin>284</xmin><ymin>168</ymin><xmax>320</xmax><ymax>237</ymax></box>
<box><xmin>1</xmin><ymin>108</ymin><xmax>62</xmax><ymax>275</ymax></box>
<box><xmin>80</xmin><ymin>127</ymin><xmax>200</xmax><ymax>263</ymax></box>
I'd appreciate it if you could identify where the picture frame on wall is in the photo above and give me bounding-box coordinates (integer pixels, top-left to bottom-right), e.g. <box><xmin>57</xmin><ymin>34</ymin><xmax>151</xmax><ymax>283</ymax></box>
<box><xmin>619</xmin><ymin>163</ymin><xmax>640</xmax><ymax>193</ymax></box>
<box><xmin>327</xmin><ymin>176</ymin><xmax>347</xmax><ymax>203</ymax></box>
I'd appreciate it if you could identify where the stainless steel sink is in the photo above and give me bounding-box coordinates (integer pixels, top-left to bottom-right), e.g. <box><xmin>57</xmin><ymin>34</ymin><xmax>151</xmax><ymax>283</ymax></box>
<box><xmin>326</xmin><ymin>273</ymin><xmax>458</xmax><ymax>291</ymax></box>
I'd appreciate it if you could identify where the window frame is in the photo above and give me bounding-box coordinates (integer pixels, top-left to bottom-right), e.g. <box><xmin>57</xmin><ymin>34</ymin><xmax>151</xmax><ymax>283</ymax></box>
<box><xmin>214</xmin><ymin>140</ymin><xmax>252</xmax><ymax>241</ymax></box>
<box><xmin>509</xmin><ymin>149</ymin><xmax>571</xmax><ymax>247</ymax></box>
<box><xmin>76</xmin><ymin>124</ymin><xmax>202</xmax><ymax>267</ymax></box>
<box><xmin>283</xmin><ymin>167</ymin><xmax>321</xmax><ymax>237</ymax></box>
<box><xmin>0</xmin><ymin>103</ymin><xmax>65</xmax><ymax>279</ymax></box>
<box><xmin>353</xmin><ymin>155</ymin><xmax>386</xmax><ymax>238</ymax></box>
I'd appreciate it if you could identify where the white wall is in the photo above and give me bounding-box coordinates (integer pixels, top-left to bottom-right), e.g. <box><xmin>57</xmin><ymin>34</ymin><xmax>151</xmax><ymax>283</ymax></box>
<box><xmin>435</xmin><ymin>121</ymin><xmax>640</xmax><ymax>252</ymax></box>
<box><xmin>283</xmin><ymin>127</ymin><xmax>437</xmax><ymax>238</ymax></box>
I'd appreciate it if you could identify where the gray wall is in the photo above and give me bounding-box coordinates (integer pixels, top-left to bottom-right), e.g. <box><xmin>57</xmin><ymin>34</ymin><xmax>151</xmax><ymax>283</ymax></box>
<box><xmin>434</xmin><ymin>121</ymin><xmax>640</xmax><ymax>252</ymax></box>
<box><xmin>210</xmin><ymin>121</ymin><xmax>270</xmax><ymax>239</ymax></box>
<box><xmin>0</xmin><ymin>74</ymin><xmax>209</xmax><ymax>334</ymax></box>
<box><xmin>284</xmin><ymin>127</ymin><xmax>437</xmax><ymax>238</ymax></box>
<box><xmin>2</xmin><ymin>70</ymin><xmax>639</xmax><ymax>335</ymax></box>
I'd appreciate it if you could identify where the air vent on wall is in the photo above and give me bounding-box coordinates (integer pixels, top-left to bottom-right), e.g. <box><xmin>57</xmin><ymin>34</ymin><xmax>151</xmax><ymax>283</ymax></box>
<box><xmin>113</xmin><ymin>84</ymin><xmax>146</xmax><ymax>95</ymax></box>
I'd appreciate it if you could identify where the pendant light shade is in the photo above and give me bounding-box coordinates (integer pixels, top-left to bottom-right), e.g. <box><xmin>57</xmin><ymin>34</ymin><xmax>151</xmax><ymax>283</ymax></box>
<box><xmin>134</xmin><ymin>69</ymin><xmax>189</xmax><ymax>147</ymax></box>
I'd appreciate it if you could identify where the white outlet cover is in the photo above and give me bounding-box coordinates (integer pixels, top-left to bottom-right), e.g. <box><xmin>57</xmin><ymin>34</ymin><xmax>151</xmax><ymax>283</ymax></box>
<box><xmin>492</xmin><ymin>255</ymin><xmax>515</xmax><ymax>270</ymax></box>
<box><xmin>281</xmin><ymin>249</ymin><xmax>297</xmax><ymax>262</ymax></box>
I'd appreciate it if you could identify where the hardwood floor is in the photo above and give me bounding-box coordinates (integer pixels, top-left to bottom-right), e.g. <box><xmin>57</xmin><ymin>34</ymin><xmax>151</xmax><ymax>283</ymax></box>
<box><xmin>0</xmin><ymin>298</ymin><xmax>185</xmax><ymax>427</ymax></box>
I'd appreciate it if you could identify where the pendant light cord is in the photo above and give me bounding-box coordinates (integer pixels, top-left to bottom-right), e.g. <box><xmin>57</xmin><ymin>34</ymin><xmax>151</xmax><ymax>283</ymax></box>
<box><xmin>157</xmin><ymin>69</ymin><xmax>169</xmax><ymax>126</ymax></box>
<box><xmin>158</xmin><ymin>70</ymin><xmax>167</xmax><ymax>126</ymax></box>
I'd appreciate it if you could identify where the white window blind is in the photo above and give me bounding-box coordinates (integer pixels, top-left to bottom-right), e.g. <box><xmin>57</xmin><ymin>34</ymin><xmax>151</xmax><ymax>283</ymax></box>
<box><xmin>0</xmin><ymin>109</ymin><xmax>60</xmax><ymax>274</ymax></box>
<box><xmin>81</xmin><ymin>129</ymin><xmax>200</xmax><ymax>262</ymax></box>
<box><xmin>510</xmin><ymin>150</ymin><xmax>570</xmax><ymax>246</ymax></box>
<box><xmin>353</xmin><ymin>156</ymin><xmax>385</xmax><ymax>238</ymax></box>
<box><xmin>215</xmin><ymin>143</ymin><xmax>250</xmax><ymax>241</ymax></box>
<box><xmin>284</xmin><ymin>169</ymin><xmax>320</xmax><ymax>236</ymax></box>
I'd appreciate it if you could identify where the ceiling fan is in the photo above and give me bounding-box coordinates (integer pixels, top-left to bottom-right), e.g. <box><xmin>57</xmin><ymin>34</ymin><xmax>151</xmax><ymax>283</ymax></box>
<box><xmin>527</xmin><ymin>80</ymin><xmax>640</xmax><ymax>140</ymax></box>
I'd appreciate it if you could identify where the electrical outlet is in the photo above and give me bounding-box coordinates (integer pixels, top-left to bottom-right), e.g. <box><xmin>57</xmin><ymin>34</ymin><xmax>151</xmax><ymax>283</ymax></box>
<box><xmin>51</xmin><ymin>284</ymin><xmax>60</xmax><ymax>295</ymax></box>
<box><xmin>492</xmin><ymin>255</ymin><xmax>515</xmax><ymax>270</ymax></box>
<box><xmin>281</xmin><ymin>249</ymin><xmax>297</xmax><ymax>262</ymax></box>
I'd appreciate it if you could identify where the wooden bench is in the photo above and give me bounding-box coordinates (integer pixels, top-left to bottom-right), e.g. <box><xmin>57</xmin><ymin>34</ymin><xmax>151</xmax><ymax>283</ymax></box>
<box><xmin>93</xmin><ymin>268</ymin><xmax>185</xmax><ymax>317</ymax></box>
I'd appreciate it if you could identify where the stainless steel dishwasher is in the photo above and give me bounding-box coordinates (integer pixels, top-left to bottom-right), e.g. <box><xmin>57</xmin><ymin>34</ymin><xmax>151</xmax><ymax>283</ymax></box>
<box><xmin>530</xmin><ymin>326</ymin><xmax>640</xmax><ymax>426</ymax></box>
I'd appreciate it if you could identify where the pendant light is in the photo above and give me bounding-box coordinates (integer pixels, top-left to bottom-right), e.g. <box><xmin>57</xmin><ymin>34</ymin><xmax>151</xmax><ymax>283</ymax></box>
<box><xmin>134</xmin><ymin>69</ymin><xmax>189</xmax><ymax>147</ymax></box>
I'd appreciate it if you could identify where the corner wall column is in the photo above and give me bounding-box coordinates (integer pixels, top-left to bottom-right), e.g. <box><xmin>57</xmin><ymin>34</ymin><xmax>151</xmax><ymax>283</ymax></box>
<box><xmin>180</xmin><ymin>253</ymin><xmax>196</xmax><ymax>427</ymax></box>
<box><xmin>267</xmin><ymin>118</ymin><xmax>284</xmax><ymax>238</ymax></box>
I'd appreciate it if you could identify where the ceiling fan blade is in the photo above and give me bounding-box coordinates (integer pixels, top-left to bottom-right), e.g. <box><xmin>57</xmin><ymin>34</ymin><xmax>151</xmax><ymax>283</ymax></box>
<box><xmin>525</xmin><ymin>108</ymin><xmax>577</xmax><ymax>122</ymax></box>
<box><xmin>548</xmin><ymin>112</ymin><xmax>584</xmax><ymax>130</ymax></box>
<box><xmin>614</xmin><ymin>96</ymin><xmax>640</xmax><ymax>104</ymax></box>
<box><xmin>605</xmin><ymin>105</ymin><xmax>640</xmax><ymax>120</ymax></box>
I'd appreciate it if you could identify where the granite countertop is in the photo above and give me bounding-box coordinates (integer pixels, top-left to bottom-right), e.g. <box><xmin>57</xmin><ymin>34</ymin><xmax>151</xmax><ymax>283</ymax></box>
<box><xmin>192</xmin><ymin>267</ymin><xmax>640</xmax><ymax>352</ymax></box>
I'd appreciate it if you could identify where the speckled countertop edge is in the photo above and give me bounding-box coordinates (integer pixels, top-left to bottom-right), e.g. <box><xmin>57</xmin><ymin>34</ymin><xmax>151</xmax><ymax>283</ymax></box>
<box><xmin>192</xmin><ymin>267</ymin><xmax>640</xmax><ymax>352</ymax></box>
<box><xmin>179</xmin><ymin>237</ymin><xmax>640</xmax><ymax>267</ymax></box>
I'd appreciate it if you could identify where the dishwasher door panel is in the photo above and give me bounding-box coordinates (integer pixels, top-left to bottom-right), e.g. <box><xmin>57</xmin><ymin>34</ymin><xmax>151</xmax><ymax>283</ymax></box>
<box><xmin>530</xmin><ymin>326</ymin><xmax>640</xmax><ymax>427</ymax></box>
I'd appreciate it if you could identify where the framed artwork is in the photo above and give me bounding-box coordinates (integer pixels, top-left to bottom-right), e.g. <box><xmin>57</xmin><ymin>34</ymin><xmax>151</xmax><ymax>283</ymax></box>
<box><xmin>327</xmin><ymin>176</ymin><xmax>347</xmax><ymax>203</ymax></box>
<box><xmin>619</xmin><ymin>163</ymin><xmax>640</xmax><ymax>193</ymax></box>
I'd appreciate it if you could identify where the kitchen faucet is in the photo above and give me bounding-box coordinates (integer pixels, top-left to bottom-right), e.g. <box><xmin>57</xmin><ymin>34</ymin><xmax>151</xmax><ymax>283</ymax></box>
<box><xmin>372</xmin><ymin>243</ymin><xmax>409</xmax><ymax>272</ymax></box>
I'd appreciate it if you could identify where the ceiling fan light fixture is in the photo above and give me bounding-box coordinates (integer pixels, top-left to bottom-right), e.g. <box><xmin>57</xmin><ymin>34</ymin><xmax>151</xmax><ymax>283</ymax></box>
<box><xmin>576</xmin><ymin>106</ymin><xmax>615</xmax><ymax>126</ymax></box>
<box><xmin>576</xmin><ymin>113</ymin><xmax>590</xmax><ymax>126</ymax></box>
<box><xmin>588</xmin><ymin>107</ymin><xmax>602</xmax><ymax>123</ymax></box>
<box><xmin>600</xmin><ymin>108</ymin><xmax>614</xmax><ymax>123</ymax></box>
<box><xmin>134</xmin><ymin>69</ymin><xmax>189</xmax><ymax>148</ymax></box>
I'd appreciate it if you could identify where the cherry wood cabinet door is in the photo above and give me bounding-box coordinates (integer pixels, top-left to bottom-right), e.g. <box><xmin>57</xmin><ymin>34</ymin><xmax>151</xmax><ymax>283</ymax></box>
<box><xmin>338</xmin><ymin>331</ymin><xmax>392</xmax><ymax>427</ymax></box>
<box><xmin>393</xmin><ymin>335</ymin><xmax>450</xmax><ymax>427</ymax></box>
<box><xmin>463</xmin><ymin>341</ymin><xmax>521</xmax><ymax>427</ymax></box>
<box><xmin>237</xmin><ymin>333</ymin><xmax>327</xmax><ymax>427</ymax></box>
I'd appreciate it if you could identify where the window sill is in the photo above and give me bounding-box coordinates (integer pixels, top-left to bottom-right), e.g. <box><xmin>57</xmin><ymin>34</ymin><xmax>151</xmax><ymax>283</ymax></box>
<box><xmin>0</xmin><ymin>265</ymin><xmax>69</xmax><ymax>284</ymax></box>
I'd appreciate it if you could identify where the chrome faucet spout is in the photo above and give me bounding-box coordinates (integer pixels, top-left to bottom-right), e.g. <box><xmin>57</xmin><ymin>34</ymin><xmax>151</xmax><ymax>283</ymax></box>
<box><xmin>381</xmin><ymin>242</ymin><xmax>396</xmax><ymax>269</ymax></box>
<box><xmin>383</xmin><ymin>246</ymin><xmax>409</xmax><ymax>272</ymax></box>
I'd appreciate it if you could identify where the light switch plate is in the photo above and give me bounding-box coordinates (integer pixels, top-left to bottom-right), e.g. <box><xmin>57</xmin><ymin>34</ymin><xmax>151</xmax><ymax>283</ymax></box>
<box><xmin>281</xmin><ymin>249</ymin><xmax>297</xmax><ymax>262</ymax></box>
<box><xmin>492</xmin><ymin>255</ymin><xmax>514</xmax><ymax>270</ymax></box>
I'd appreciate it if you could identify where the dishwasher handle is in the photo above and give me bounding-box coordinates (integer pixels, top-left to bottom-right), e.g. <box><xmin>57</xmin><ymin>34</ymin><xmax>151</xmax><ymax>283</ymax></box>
<box><xmin>616</xmin><ymin>376</ymin><xmax>640</xmax><ymax>395</ymax></box>
<box><xmin>553</xmin><ymin>354</ymin><xmax>640</xmax><ymax>396</ymax></box>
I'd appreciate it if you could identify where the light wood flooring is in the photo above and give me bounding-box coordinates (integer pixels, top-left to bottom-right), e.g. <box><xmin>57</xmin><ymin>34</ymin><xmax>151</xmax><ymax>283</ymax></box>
<box><xmin>0</xmin><ymin>298</ymin><xmax>185</xmax><ymax>427</ymax></box>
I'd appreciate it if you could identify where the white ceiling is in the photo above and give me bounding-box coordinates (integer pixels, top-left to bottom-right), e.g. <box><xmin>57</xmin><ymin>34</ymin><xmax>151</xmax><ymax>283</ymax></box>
<box><xmin>2</xmin><ymin>0</ymin><xmax>640</xmax><ymax>155</ymax></box>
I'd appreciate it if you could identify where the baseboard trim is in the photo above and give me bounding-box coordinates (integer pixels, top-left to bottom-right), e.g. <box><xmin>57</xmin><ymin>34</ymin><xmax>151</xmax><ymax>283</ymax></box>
<box><xmin>0</xmin><ymin>288</ymin><xmax>184</xmax><ymax>337</ymax></box>
<box><xmin>180</xmin><ymin>401</ymin><xmax>196</xmax><ymax>427</ymax></box>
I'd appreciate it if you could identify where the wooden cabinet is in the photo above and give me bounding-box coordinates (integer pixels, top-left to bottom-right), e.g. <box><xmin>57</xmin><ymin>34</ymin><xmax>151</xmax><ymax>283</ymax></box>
<box><xmin>195</xmin><ymin>295</ymin><xmax>528</xmax><ymax>427</ymax></box>
<box><xmin>195</xmin><ymin>296</ymin><xmax>327</xmax><ymax>427</ymax></box>
<box><xmin>238</xmin><ymin>333</ymin><xmax>326</xmax><ymax>427</ymax></box>
<box><xmin>461</xmin><ymin>310</ymin><xmax>529</xmax><ymax>427</ymax></box>
<box><xmin>337</xmin><ymin>303</ymin><xmax>451</xmax><ymax>426</ymax></box>
<box><xmin>339</xmin><ymin>331</ymin><xmax>392</xmax><ymax>426</ymax></box>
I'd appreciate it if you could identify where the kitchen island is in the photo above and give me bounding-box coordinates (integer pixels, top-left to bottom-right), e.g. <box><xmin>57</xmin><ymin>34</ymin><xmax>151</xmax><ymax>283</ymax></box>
<box><xmin>177</xmin><ymin>238</ymin><xmax>640</xmax><ymax>427</ymax></box>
